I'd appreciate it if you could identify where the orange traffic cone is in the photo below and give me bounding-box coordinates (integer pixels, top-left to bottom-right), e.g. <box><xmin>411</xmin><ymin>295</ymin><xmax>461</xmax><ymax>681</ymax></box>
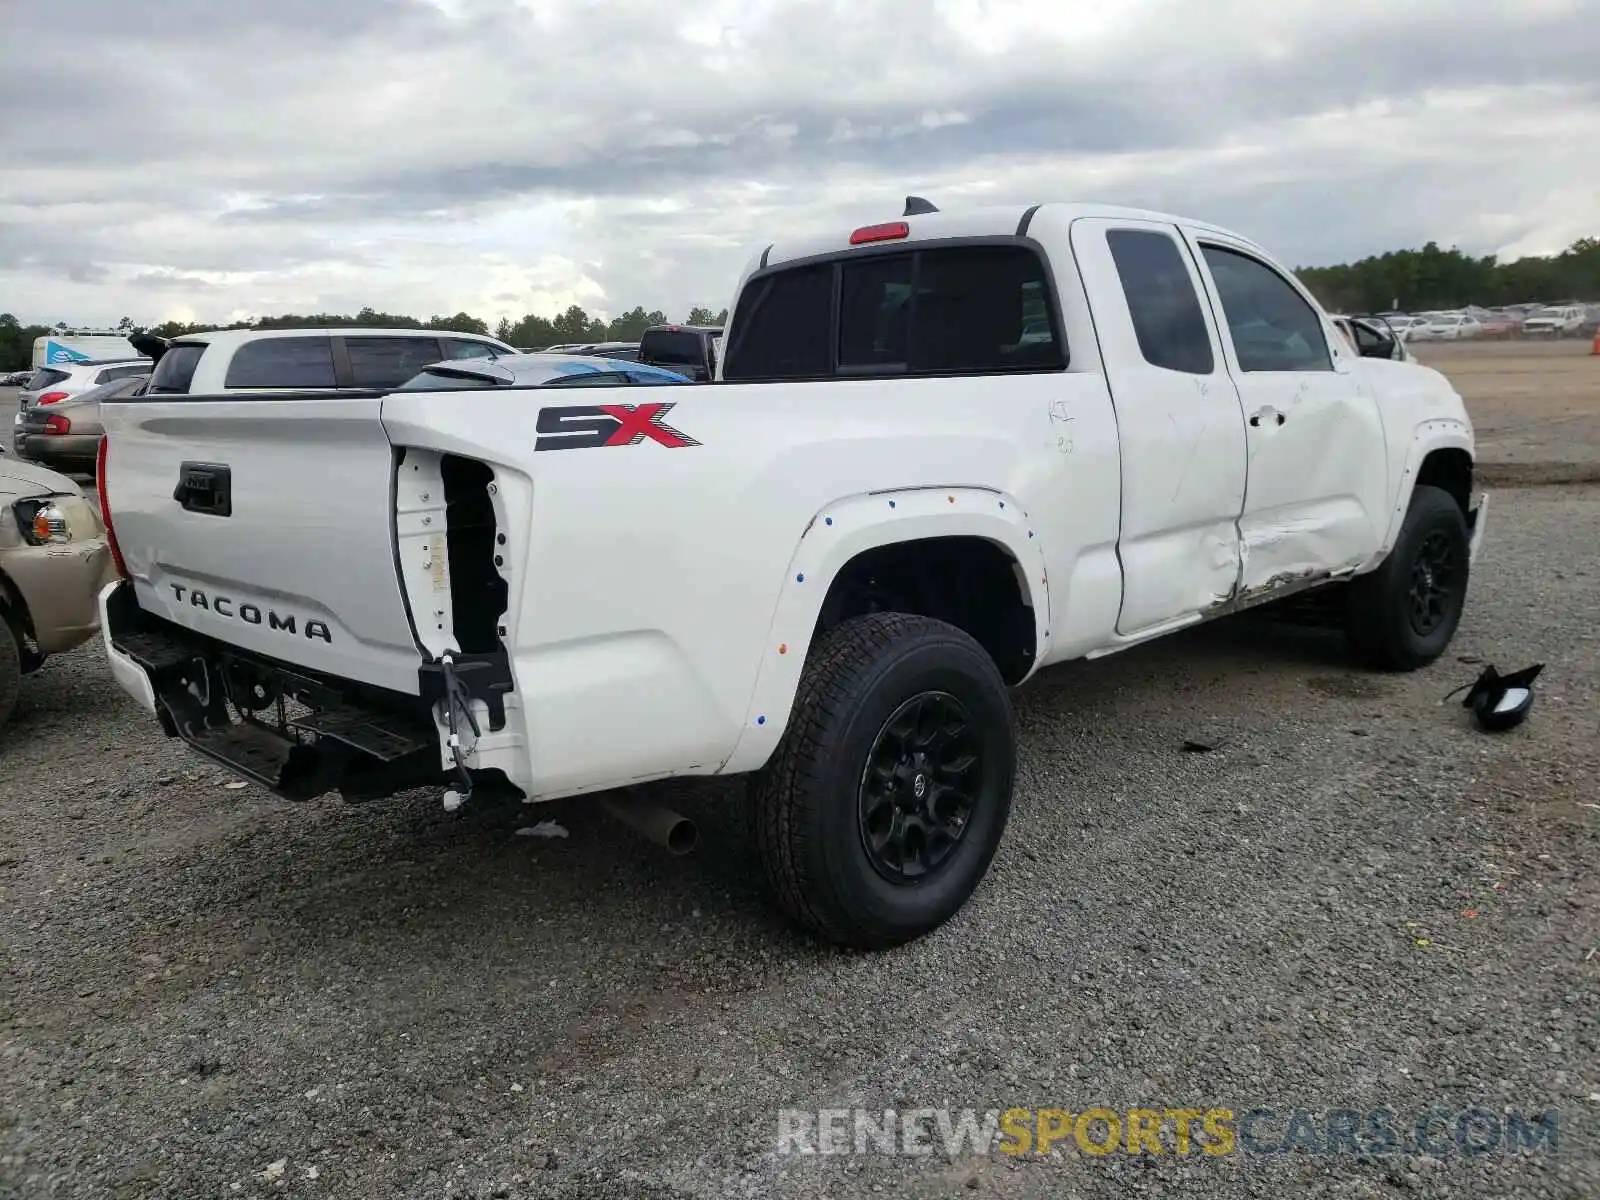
<box><xmin>1591</xmin><ymin>328</ymin><xmax>1600</xmax><ymax>356</ymax></box>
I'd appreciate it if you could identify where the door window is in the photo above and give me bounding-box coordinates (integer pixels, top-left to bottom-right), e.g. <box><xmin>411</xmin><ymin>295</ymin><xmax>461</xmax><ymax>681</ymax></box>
<box><xmin>1200</xmin><ymin>245</ymin><xmax>1332</xmax><ymax>373</ymax></box>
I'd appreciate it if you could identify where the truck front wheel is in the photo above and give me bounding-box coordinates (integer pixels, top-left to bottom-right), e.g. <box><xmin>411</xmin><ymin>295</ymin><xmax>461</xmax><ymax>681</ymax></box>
<box><xmin>753</xmin><ymin>612</ymin><xmax>1016</xmax><ymax>950</ymax></box>
<box><xmin>1344</xmin><ymin>483</ymin><xmax>1471</xmax><ymax>670</ymax></box>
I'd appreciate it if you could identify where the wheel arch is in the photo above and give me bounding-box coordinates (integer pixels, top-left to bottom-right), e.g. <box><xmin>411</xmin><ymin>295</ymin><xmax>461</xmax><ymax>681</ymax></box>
<box><xmin>717</xmin><ymin>486</ymin><xmax>1049</xmax><ymax>776</ymax></box>
<box><xmin>1365</xmin><ymin>422</ymin><xmax>1475</xmax><ymax>572</ymax></box>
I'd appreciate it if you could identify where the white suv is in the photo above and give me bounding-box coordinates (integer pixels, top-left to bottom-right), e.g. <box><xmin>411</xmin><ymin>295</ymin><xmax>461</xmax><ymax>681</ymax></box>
<box><xmin>138</xmin><ymin>327</ymin><xmax>515</xmax><ymax>395</ymax></box>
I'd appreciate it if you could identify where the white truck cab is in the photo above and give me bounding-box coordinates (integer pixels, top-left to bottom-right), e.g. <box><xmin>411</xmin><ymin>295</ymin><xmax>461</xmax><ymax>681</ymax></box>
<box><xmin>135</xmin><ymin>327</ymin><xmax>516</xmax><ymax>395</ymax></box>
<box><xmin>94</xmin><ymin>199</ymin><xmax>1486</xmax><ymax>949</ymax></box>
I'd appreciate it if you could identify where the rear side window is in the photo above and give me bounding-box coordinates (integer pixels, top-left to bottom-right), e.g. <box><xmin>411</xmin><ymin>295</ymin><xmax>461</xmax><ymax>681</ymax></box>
<box><xmin>442</xmin><ymin>338</ymin><xmax>499</xmax><ymax>360</ymax></box>
<box><xmin>27</xmin><ymin>368</ymin><xmax>69</xmax><ymax>389</ymax></box>
<box><xmin>1106</xmin><ymin>229</ymin><xmax>1215</xmax><ymax>375</ymax></box>
<box><xmin>1200</xmin><ymin>245</ymin><xmax>1332</xmax><ymax>373</ymax></box>
<box><xmin>147</xmin><ymin>344</ymin><xmax>205</xmax><ymax>394</ymax></box>
<box><xmin>722</xmin><ymin>264</ymin><xmax>834</xmax><ymax>380</ymax></box>
<box><xmin>224</xmin><ymin>337</ymin><xmax>337</xmax><ymax>389</ymax></box>
<box><xmin>343</xmin><ymin>336</ymin><xmax>447</xmax><ymax>387</ymax></box>
<box><xmin>723</xmin><ymin>243</ymin><xmax>1065</xmax><ymax>381</ymax></box>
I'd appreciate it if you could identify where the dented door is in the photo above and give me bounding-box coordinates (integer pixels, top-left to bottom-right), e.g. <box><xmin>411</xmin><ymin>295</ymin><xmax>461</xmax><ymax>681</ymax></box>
<box><xmin>1070</xmin><ymin>217</ymin><xmax>1248</xmax><ymax>634</ymax></box>
<box><xmin>1185</xmin><ymin>233</ymin><xmax>1390</xmax><ymax>597</ymax></box>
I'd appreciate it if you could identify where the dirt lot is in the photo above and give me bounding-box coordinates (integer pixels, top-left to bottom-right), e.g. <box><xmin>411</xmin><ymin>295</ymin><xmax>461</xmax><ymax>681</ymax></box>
<box><xmin>1411</xmin><ymin>339</ymin><xmax>1600</xmax><ymax>485</ymax></box>
<box><xmin>1</xmin><ymin>347</ymin><xmax>1597</xmax><ymax>1199</ymax></box>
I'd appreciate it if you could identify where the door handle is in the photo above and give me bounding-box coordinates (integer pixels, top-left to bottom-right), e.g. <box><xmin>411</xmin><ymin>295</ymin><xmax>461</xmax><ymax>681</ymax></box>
<box><xmin>1249</xmin><ymin>409</ymin><xmax>1286</xmax><ymax>428</ymax></box>
<box><xmin>173</xmin><ymin>461</ymin><xmax>233</xmax><ymax>517</ymax></box>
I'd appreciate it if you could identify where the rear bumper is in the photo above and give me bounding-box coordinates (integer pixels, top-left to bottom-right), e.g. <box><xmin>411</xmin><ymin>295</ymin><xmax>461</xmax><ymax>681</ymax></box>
<box><xmin>21</xmin><ymin>434</ymin><xmax>101</xmax><ymax>467</ymax></box>
<box><xmin>101</xmin><ymin>579</ymin><xmax>446</xmax><ymax>802</ymax></box>
<box><xmin>100</xmin><ymin>580</ymin><xmax>158</xmax><ymax>714</ymax></box>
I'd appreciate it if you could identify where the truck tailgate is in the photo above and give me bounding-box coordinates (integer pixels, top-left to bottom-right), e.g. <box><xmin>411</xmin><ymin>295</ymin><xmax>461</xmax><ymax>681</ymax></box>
<box><xmin>101</xmin><ymin>395</ymin><xmax>424</xmax><ymax>695</ymax></box>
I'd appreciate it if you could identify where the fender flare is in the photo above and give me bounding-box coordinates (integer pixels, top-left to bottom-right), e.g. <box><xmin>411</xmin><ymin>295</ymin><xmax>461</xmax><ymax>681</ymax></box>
<box><xmin>1365</xmin><ymin>419</ymin><xmax>1474</xmax><ymax>570</ymax></box>
<box><xmin>717</xmin><ymin>485</ymin><xmax>1049</xmax><ymax>775</ymax></box>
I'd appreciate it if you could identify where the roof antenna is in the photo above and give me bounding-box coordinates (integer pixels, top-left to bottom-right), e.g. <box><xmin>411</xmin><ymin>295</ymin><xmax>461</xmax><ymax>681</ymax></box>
<box><xmin>903</xmin><ymin>195</ymin><xmax>939</xmax><ymax>216</ymax></box>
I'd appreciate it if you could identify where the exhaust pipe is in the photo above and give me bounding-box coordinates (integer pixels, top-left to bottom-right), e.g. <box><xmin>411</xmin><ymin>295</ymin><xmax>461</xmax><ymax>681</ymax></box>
<box><xmin>600</xmin><ymin>789</ymin><xmax>698</xmax><ymax>856</ymax></box>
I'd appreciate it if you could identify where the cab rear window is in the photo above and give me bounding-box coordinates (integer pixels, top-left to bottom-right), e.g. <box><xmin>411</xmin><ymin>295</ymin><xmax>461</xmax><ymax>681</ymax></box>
<box><xmin>722</xmin><ymin>242</ymin><xmax>1066</xmax><ymax>381</ymax></box>
<box><xmin>147</xmin><ymin>344</ymin><xmax>205</xmax><ymax>394</ymax></box>
<box><xmin>638</xmin><ymin>329</ymin><xmax>707</xmax><ymax>365</ymax></box>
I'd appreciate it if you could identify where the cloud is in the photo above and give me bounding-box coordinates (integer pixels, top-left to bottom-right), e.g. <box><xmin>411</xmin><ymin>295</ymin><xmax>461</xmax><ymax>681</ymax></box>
<box><xmin>1</xmin><ymin>0</ymin><xmax>1596</xmax><ymax>325</ymax></box>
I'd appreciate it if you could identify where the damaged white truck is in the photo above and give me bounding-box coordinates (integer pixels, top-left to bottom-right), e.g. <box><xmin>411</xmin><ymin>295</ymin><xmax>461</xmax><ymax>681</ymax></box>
<box><xmin>95</xmin><ymin>200</ymin><xmax>1487</xmax><ymax>949</ymax></box>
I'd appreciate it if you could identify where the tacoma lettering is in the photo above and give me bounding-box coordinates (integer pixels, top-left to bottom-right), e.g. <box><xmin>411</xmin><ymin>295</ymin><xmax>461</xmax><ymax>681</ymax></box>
<box><xmin>169</xmin><ymin>584</ymin><xmax>332</xmax><ymax>643</ymax></box>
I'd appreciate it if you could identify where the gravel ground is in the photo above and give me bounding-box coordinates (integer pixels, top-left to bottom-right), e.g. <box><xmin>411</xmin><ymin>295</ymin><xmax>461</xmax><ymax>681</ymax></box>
<box><xmin>1</xmin><ymin>483</ymin><xmax>1596</xmax><ymax>1199</ymax></box>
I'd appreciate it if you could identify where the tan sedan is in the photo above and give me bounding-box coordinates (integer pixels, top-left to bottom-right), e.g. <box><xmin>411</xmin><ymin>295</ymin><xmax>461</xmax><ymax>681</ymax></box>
<box><xmin>19</xmin><ymin>373</ymin><xmax>147</xmax><ymax>475</ymax></box>
<box><xmin>0</xmin><ymin>455</ymin><xmax>117</xmax><ymax>729</ymax></box>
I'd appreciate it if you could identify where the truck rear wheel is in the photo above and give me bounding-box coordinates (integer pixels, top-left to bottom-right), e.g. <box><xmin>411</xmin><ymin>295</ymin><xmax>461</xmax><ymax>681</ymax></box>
<box><xmin>1344</xmin><ymin>484</ymin><xmax>1470</xmax><ymax>670</ymax></box>
<box><xmin>753</xmin><ymin>612</ymin><xmax>1016</xmax><ymax>949</ymax></box>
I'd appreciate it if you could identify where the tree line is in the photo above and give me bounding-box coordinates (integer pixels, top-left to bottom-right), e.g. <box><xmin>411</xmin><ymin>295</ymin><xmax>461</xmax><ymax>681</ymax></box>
<box><xmin>1295</xmin><ymin>236</ymin><xmax>1600</xmax><ymax>314</ymax></box>
<box><xmin>5</xmin><ymin>232</ymin><xmax>1597</xmax><ymax>371</ymax></box>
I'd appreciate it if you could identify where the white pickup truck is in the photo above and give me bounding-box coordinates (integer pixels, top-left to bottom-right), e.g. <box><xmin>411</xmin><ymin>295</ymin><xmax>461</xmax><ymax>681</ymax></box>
<box><xmin>95</xmin><ymin>200</ymin><xmax>1487</xmax><ymax>949</ymax></box>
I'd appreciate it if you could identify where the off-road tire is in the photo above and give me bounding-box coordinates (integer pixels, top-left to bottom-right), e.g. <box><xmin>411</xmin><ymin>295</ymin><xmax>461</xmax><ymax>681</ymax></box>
<box><xmin>753</xmin><ymin>612</ymin><xmax>1016</xmax><ymax>950</ymax></box>
<box><xmin>0</xmin><ymin>616</ymin><xmax>21</xmax><ymax>733</ymax></box>
<box><xmin>1344</xmin><ymin>484</ymin><xmax>1470</xmax><ymax>670</ymax></box>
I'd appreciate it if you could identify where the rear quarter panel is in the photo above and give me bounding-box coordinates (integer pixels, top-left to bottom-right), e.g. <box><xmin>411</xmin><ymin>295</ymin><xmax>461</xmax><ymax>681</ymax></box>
<box><xmin>381</xmin><ymin>369</ymin><xmax>1122</xmax><ymax>798</ymax></box>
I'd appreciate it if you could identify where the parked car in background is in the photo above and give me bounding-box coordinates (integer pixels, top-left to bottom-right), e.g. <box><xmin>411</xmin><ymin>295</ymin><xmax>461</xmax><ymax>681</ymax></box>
<box><xmin>19</xmin><ymin>373</ymin><xmax>148</xmax><ymax>474</ymax></box>
<box><xmin>1521</xmin><ymin>305</ymin><xmax>1585</xmax><ymax>337</ymax></box>
<box><xmin>0</xmin><ymin>456</ymin><xmax>115</xmax><ymax>730</ymax></box>
<box><xmin>547</xmin><ymin>341</ymin><xmax>642</xmax><ymax>361</ymax></box>
<box><xmin>1477</xmin><ymin>311</ymin><xmax>1522</xmax><ymax>338</ymax></box>
<box><xmin>15</xmin><ymin>359</ymin><xmax>152</xmax><ymax>453</ymax></box>
<box><xmin>130</xmin><ymin>327</ymin><xmax>515</xmax><ymax>395</ymax></box>
<box><xmin>1379</xmin><ymin>315</ymin><xmax>1425</xmax><ymax>342</ymax></box>
<box><xmin>1411</xmin><ymin>313</ymin><xmax>1481</xmax><ymax>341</ymax></box>
<box><xmin>637</xmin><ymin>324</ymin><xmax>723</xmax><ymax>381</ymax></box>
<box><xmin>397</xmin><ymin>352</ymin><xmax>691</xmax><ymax>391</ymax></box>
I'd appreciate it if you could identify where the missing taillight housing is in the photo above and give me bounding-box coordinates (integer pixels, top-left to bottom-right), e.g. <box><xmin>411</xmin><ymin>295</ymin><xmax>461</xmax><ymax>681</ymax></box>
<box><xmin>439</xmin><ymin>454</ymin><xmax>507</xmax><ymax>654</ymax></box>
<box><xmin>96</xmin><ymin>436</ymin><xmax>130</xmax><ymax>579</ymax></box>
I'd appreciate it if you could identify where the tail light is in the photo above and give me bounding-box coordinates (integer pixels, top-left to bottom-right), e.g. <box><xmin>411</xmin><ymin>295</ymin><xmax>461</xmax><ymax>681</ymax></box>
<box><xmin>42</xmin><ymin>414</ymin><xmax>71</xmax><ymax>435</ymax></box>
<box><xmin>37</xmin><ymin>391</ymin><xmax>69</xmax><ymax>405</ymax></box>
<box><xmin>95</xmin><ymin>436</ymin><xmax>130</xmax><ymax>580</ymax></box>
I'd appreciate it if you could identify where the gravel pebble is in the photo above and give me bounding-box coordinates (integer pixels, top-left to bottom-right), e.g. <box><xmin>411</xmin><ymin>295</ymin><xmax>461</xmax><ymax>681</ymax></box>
<box><xmin>1</xmin><ymin>485</ymin><xmax>1596</xmax><ymax>1199</ymax></box>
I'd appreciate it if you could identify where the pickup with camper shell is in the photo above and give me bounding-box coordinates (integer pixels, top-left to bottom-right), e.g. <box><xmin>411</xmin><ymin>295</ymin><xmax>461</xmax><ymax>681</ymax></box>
<box><xmin>94</xmin><ymin>198</ymin><xmax>1487</xmax><ymax>949</ymax></box>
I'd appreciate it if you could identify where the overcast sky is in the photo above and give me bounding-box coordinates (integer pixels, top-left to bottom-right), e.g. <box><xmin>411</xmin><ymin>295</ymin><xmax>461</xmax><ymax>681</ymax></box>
<box><xmin>2</xmin><ymin>0</ymin><xmax>1596</xmax><ymax>327</ymax></box>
